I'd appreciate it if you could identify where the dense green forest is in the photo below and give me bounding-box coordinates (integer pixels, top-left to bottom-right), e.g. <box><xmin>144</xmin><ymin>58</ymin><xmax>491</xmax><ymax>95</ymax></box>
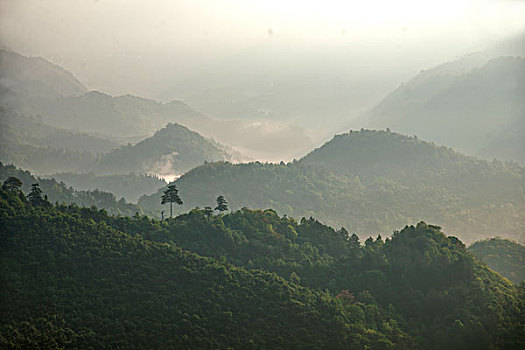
<box><xmin>48</xmin><ymin>172</ymin><xmax>166</xmax><ymax>203</ymax></box>
<box><xmin>140</xmin><ymin>129</ymin><xmax>525</xmax><ymax>243</ymax></box>
<box><xmin>0</xmin><ymin>163</ymin><xmax>142</xmax><ymax>216</ymax></box>
<box><xmin>0</xmin><ymin>185</ymin><xmax>411</xmax><ymax>349</ymax></box>
<box><xmin>469</xmin><ymin>238</ymin><xmax>525</xmax><ymax>284</ymax></box>
<box><xmin>1</xmin><ymin>182</ymin><xmax>523</xmax><ymax>349</ymax></box>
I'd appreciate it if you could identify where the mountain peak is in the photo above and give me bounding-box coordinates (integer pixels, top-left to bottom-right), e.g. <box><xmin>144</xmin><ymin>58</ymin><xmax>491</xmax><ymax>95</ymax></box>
<box><xmin>0</xmin><ymin>49</ymin><xmax>87</xmax><ymax>97</ymax></box>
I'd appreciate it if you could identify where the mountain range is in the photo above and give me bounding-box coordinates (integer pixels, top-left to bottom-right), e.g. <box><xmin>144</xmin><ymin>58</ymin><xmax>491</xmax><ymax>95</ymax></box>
<box><xmin>365</xmin><ymin>56</ymin><xmax>525</xmax><ymax>163</ymax></box>
<box><xmin>140</xmin><ymin>129</ymin><xmax>525</xmax><ymax>244</ymax></box>
<box><xmin>0</xmin><ymin>49</ymin><xmax>312</xmax><ymax>161</ymax></box>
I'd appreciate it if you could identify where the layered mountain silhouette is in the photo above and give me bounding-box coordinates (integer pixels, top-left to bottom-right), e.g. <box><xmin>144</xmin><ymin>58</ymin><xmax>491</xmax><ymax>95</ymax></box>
<box><xmin>140</xmin><ymin>129</ymin><xmax>525</xmax><ymax>243</ymax></box>
<box><xmin>0</xmin><ymin>49</ymin><xmax>312</xmax><ymax>161</ymax></box>
<box><xmin>365</xmin><ymin>56</ymin><xmax>525</xmax><ymax>163</ymax></box>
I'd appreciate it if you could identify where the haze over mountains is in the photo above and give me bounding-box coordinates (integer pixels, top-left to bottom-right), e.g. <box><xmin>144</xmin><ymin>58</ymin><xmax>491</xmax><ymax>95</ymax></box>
<box><xmin>1</xmin><ymin>47</ymin><xmax>524</xmax><ymax>244</ymax></box>
<box><xmin>366</xmin><ymin>55</ymin><xmax>525</xmax><ymax>163</ymax></box>
<box><xmin>2</xmin><ymin>2</ymin><xmax>525</xmax><ymax>348</ymax></box>
<box><xmin>2</xmin><ymin>41</ymin><xmax>524</xmax><ymax>164</ymax></box>
<box><xmin>0</xmin><ymin>49</ymin><xmax>312</xmax><ymax>161</ymax></box>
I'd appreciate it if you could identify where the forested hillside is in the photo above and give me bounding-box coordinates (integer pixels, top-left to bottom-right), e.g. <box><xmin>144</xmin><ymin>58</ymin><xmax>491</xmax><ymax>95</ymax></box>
<box><xmin>0</xmin><ymin>187</ymin><xmax>411</xmax><ymax>349</ymax></box>
<box><xmin>48</xmin><ymin>172</ymin><xmax>166</xmax><ymax>203</ymax></box>
<box><xmin>1</xmin><ymin>185</ymin><xmax>522</xmax><ymax>349</ymax></box>
<box><xmin>469</xmin><ymin>238</ymin><xmax>525</xmax><ymax>284</ymax></box>
<box><xmin>0</xmin><ymin>163</ymin><xmax>141</xmax><ymax>216</ymax></box>
<box><xmin>140</xmin><ymin>129</ymin><xmax>525</xmax><ymax>243</ymax></box>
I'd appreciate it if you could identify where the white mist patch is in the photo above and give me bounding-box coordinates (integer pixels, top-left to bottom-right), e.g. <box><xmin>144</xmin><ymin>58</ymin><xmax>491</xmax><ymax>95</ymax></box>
<box><xmin>155</xmin><ymin>174</ymin><xmax>181</xmax><ymax>183</ymax></box>
<box><xmin>150</xmin><ymin>152</ymin><xmax>179</xmax><ymax>176</ymax></box>
<box><xmin>147</xmin><ymin>152</ymin><xmax>183</xmax><ymax>183</ymax></box>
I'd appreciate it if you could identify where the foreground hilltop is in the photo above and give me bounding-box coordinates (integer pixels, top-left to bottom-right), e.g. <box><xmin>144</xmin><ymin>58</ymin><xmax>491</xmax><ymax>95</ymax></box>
<box><xmin>140</xmin><ymin>129</ymin><xmax>525</xmax><ymax>243</ymax></box>
<box><xmin>1</xmin><ymin>185</ymin><xmax>522</xmax><ymax>349</ymax></box>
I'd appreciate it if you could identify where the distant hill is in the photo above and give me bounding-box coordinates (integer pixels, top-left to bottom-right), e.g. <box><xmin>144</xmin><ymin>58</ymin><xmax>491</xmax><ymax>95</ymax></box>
<box><xmin>139</xmin><ymin>130</ymin><xmax>525</xmax><ymax>243</ymax></box>
<box><xmin>0</xmin><ymin>107</ymin><xmax>117</xmax><ymax>154</ymax></box>
<box><xmin>0</xmin><ymin>49</ymin><xmax>87</xmax><ymax>98</ymax></box>
<box><xmin>365</xmin><ymin>56</ymin><xmax>525</xmax><ymax>163</ymax></box>
<box><xmin>0</xmin><ymin>104</ymin><xmax>237</xmax><ymax>179</ymax></box>
<box><xmin>0</xmin><ymin>107</ymin><xmax>117</xmax><ymax>174</ymax></box>
<box><xmin>0</xmin><ymin>108</ymin><xmax>101</xmax><ymax>174</ymax></box>
<box><xmin>95</xmin><ymin>123</ymin><xmax>231</xmax><ymax>176</ymax></box>
<box><xmin>469</xmin><ymin>238</ymin><xmax>525</xmax><ymax>284</ymax></box>
<box><xmin>14</xmin><ymin>91</ymin><xmax>209</xmax><ymax>138</ymax></box>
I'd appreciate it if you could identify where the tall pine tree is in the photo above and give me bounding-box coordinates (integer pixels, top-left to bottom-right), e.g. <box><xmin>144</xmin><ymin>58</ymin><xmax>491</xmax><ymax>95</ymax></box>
<box><xmin>161</xmin><ymin>184</ymin><xmax>183</xmax><ymax>218</ymax></box>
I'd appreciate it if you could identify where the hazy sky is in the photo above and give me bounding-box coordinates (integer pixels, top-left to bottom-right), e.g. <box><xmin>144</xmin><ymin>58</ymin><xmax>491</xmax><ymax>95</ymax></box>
<box><xmin>1</xmin><ymin>0</ymin><xmax>524</xmax><ymax>97</ymax></box>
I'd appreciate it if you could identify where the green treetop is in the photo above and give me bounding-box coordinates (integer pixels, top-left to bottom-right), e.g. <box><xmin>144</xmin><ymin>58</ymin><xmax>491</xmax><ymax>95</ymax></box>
<box><xmin>215</xmin><ymin>195</ymin><xmax>228</xmax><ymax>213</ymax></box>
<box><xmin>161</xmin><ymin>184</ymin><xmax>183</xmax><ymax>218</ymax></box>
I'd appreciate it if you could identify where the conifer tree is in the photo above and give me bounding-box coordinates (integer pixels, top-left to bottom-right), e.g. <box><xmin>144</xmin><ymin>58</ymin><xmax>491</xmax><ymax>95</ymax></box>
<box><xmin>215</xmin><ymin>195</ymin><xmax>228</xmax><ymax>213</ymax></box>
<box><xmin>2</xmin><ymin>177</ymin><xmax>22</xmax><ymax>193</ymax></box>
<box><xmin>27</xmin><ymin>183</ymin><xmax>44</xmax><ymax>206</ymax></box>
<box><xmin>161</xmin><ymin>184</ymin><xmax>182</xmax><ymax>218</ymax></box>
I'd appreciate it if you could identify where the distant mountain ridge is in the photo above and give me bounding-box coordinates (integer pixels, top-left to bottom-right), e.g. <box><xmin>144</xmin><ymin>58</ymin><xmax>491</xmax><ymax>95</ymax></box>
<box><xmin>365</xmin><ymin>56</ymin><xmax>525</xmax><ymax>163</ymax></box>
<box><xmin>0</xmin><ymin>49</ymin><xmax>311</xmax><ymax>161</ymax></box>
<box><xmin>0</xmin><ymin>49</ymin><xmax>86</xmax><ymax>98</ymax></box>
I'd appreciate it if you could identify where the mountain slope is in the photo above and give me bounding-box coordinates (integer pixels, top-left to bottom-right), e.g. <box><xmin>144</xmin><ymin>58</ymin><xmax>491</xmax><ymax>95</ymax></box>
<box><xmin>114</xmin><ymin>210</ymin><xmax>523</xmax><ymax>349</ymax></box>
<box><xmin>47</xmin><ymin>172</ymin><xmax>166</xmax><ymax>203</ymax></box>
<box><xmin>469</xmin><ymin>238</ymin><xmax>525</xmax><ymax>284</ymax></box>
<box><xmin>95</xmin><ymin>123</ymin><xmax>231</xmax><ymax>176</ymax></box>
<box><xmin>2</xmin><ymin>187</ymin><xmax>521</xmax><ymax>348</ymax></box>
<box><xmin>0</xmin><ymin>107</ymin><xmax>117</xmax><ymax>174</ymax></box>
<box><xmin>478</xmin><ymin>116</ymin><xmax>525</xmax><ymax>164</ymax></box>
<box><xmin>0</xmin><ymin>107</ymin><xmax>117</xmax><ymax>154</ymax></box>
<box><xmin>0</xmin><ymin>49</ymin><xmax>86</xmax><ymax>98</ymax></box>
<box><xmin>139</xmin><ymin>130</ymin><xmax>525</xmax><ymax>243</ymax></box>
<box><xmin>0</xmin><ymin>163</ymin><xmax>141</xmax><ymax>215</ymax></box>
<box><xmin>0</xmin><ymin>189</ymin><xmax>406</xmax><ymax>349</ymax></box>
<box><xmin>365</xmin><ymin>56</ymin><xmax>525</xmax><ymax>162</ymax></box>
